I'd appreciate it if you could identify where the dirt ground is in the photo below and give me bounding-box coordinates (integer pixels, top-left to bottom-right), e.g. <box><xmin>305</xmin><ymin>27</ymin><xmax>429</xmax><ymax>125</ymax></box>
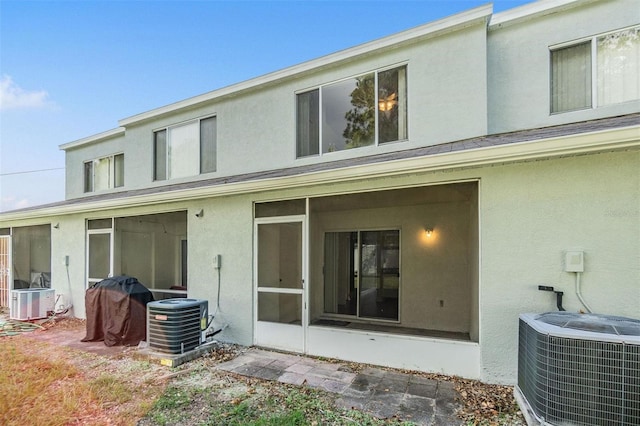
<box><xmin>1</xmin><ymin>316</ymin><xmax>525</xmax><ymax>425</ymax></box>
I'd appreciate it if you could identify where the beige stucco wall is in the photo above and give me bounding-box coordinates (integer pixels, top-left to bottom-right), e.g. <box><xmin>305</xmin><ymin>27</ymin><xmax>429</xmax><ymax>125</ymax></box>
<box><xmin>63</xmin><ymin>22</ymin><xmax>488</xmax><ymax>200</ymax></box>
<box><xmin>186</xmin><ymin>195</ymin><xmax>255</xmax><ymax>346</ymax></box>
<box><xmin>4</xmin><ymin>146</ymin><xmax>638</xmax><ymax>383</ymax></box>
<box><xmin>64</xmin><ymin>133</ymin><xmax>127</xmax><ymax>199</ymax></box>
<box><xmin>488</xmin><ymin>0</ymin><xmax>640</xmax><ymax>133</ymax></box>
<box><xmin>478</xmin><ymin>149</ymin><xmax>640</xmax><ymax>383</ymax></box>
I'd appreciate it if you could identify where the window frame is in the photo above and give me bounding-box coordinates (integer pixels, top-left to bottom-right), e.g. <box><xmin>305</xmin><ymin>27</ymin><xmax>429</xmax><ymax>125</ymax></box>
<box><xmin>550</xmin><ymin>25</ymin><xmax>640</xmax><ymax>114</ymax></box>
<box><xmin>83</xmin><ymin>153</ymin><xmax>124</xmax><ymax>193</ymax></box>
<box><xmin>153</xmin><ymin>114</ymin><xmax>217</xmax><ymax>181</ymax></box>
<box><xmin>296</xmin><ymin>63</ymin><xmax>408</xmax><ymax>158</ymax></box>
<box><xmin>322</xmin><ymin>227</ymin><xmax>401</xmax><ymax>323</ymax></box>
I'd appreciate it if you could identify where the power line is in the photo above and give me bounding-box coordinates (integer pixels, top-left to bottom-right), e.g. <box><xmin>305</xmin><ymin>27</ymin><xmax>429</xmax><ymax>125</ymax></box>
<box><xmin>0</xmin><ymin>167</ymin><xmax>64</xmax><ymax>176</ymax></box>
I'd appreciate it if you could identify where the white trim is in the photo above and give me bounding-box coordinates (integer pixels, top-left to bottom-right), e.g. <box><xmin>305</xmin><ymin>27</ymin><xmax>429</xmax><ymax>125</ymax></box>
<box><xmin>476</xmin><ymin>178</ymin><xmax>482</xmax><ymax>345</ymax></box>
<box><xmin>59</xmin><ymin>128</ymin><xmax>125</xmax><ymax>151</ymax></box>
<box><xmin>255</xmin><ymin>322</ymin><xmax>304</xmax><ymax>352</ymax></box>
<box><xmin>118</xmin><ymin>5</ymin><xmax>491</xmax><ymax>127</ymax></box>
<box><xmin>3</xmin><ymin>126</ymin><xmax>638</xmax><ymax>222</ymax></box>
<box><xmin>86</xmin><ymin>227</ymin><xmax>114</xmax><ymax>289</ymax></box>
<box><xmin>549</xmin><ymin>25</ymin><xmax>640</xmax><ymax>112</ymax></box>
<box><xmin>152</xmin><ymin>113</ymin><xmax>217</xmax><ymax>134</ymax></box>
<box><xmin>307</xmin><ymin>325</ymin><xmax>481</xmax><ymax>379</ymax></box>
<box><xmin>84</xmin><ymin>152</ymin><xmax>125</xmax><ymax>193</ymax></box>
<box><xmin>253</xmin><ymin>216</ymin><xmax>307</xmax><ymax>353</ymax></box>
<box><xmin>489</xmin><ymin>0</ymin><xmax>596</xmax><ymax>30</ymax></box>
<box><xmin>548</xmin><ymin>25</ymin><xmax>640</xmax><ymax>50</ymax></box>
<box><xmin>274</xmin><ymin>63</ymin><xmax>410</xmax><ymax>158</ymax></box>
<box><xmin>257</xmin><ymin>287</ymin><xmax>303</xmax><ymax>295</ymax></box>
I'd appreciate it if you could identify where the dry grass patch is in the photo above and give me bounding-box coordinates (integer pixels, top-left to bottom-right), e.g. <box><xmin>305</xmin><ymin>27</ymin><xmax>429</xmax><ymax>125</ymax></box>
<box><xmin>0</xmin><ymin>336</ymin><xmax>166</xmax><ymax>426</ymax></box>
<box><xmin>0</xmin><ymin>338</ymin><xmax>99</xmax><ymax>425</ymax></box>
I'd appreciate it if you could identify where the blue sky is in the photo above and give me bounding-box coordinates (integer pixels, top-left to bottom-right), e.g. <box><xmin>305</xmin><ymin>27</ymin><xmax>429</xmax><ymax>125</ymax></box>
<box><xmin>0</xmin><ymin>0</ymin><xmax>533</xmax><ymax>212</ymax></box>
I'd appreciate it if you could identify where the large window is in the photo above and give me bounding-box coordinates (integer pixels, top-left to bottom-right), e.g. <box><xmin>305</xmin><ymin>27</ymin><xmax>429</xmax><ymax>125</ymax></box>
<box><xmin>154</xmin><ymin>116</ymin><xmax>217</xmax><ymax>181</ymax></box>
<box><xmin>84</xmin><ymin>154</ymin><xmax>124</xmax><ymax>193</ymax></box>
<box><xmin>551</xmin><ymin>26</ymin><xmax>639</xmax><ymax>113</ymax></box>
<box><xmin>297</xmin><ymin>65</ymin><xmax>407</xmax><ymax>158</ymax></box>
<box><xmin>324</xmin><ymin>229</ymin><xmax>399</xmax><ymax>321</ymax></box>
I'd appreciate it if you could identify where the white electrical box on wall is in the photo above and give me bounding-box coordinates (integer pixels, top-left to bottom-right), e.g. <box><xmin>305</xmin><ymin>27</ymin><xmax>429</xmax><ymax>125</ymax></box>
<box><xmin>213</xmin><ymin>254</ymin><xmax>221</xmax><ymax>269</ymax></box>
<box><xmin>565</xmin><ymin>251</ymin><xmax>584</xmax><ymax>272</ymax></box>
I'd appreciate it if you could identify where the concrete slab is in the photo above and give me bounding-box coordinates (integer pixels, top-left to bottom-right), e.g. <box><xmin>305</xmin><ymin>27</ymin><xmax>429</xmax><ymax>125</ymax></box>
<box><xmin>252</xmin><ymin>367</ymin><xmax>282</xmax><ymax>381</ymax></box>
<box><xmin>216</xmin><ymin>347</ymin><xmax>463</xmax><ymax>425</ymax></box>
<box><xmin>398</xmin><ymin>394</ymin><xmax>435</xmax><ymax>424</ymax></box>
<box><xmin>407</xmin><ymin>380</ymin><xmax>438</xmax><ymax>399</ymax></box>
<box><xmin>365</xmin><ymin>390</ymin><xmax>406</xmax><ymax>419</ymax></box>
<box><xmin>435</xmin><ymin>381</ymin><xmax>460</xmax><ymax>419</ymax></box>
<box><xmin>284</xmin><ymin>362</ymin><xmax>315</xmax><ymax>374</ymax></box>
<box><xmin>278</xmin><ymin>371</ymin><xmax>306</xmax><ymax>385</ymax></box>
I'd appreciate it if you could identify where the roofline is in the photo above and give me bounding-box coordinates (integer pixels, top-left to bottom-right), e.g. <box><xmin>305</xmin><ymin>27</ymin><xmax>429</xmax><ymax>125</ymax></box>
<box><xmin>59</xmin><ymin>127</ymin><xmax>125</xmax><ymax>151</ymax></box>
<box><xmin>489</xmin><ymin>0</ymin><xmax>599</xmax><ymax>29</ymax></box>
<box><xmin>3</xmin><ymin>123</ymin><xmax>638</xmax><ymax>222</ymax></box>
<box><xmin>118</xmin><ymin>4</ymin><xmax>492</xmax><ymax>127</ymax></box>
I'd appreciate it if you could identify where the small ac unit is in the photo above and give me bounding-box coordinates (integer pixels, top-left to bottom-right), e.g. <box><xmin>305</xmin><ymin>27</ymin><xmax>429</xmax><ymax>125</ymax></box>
<box><xmin>147</xmin><ymin>298</ymin><xmax>208</xmax><ymax>354</ymax></box>
<box><xmin>10</xmin><ymin>288</ymin><xmax>55</xmax><ymax>320</ymax></box>
<box><xmin>516</xmin><ymin>312</ymin><xmax>640</xmax><ymax>426</ymax></box>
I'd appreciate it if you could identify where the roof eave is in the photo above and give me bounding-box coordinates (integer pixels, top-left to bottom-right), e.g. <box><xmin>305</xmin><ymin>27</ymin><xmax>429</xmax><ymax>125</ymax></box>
<box><xmin>59</xmin><ymin>127</ymin><xmax>126</xmax><ymax>151</ymax></box>
<box><xmin>118</xmin><ymin>4</ymin><xmax>492</xmax><ymax>127</ymax></box>
<box><xmin>4</xmin><ymin>124</ymin><xmax>637</xmax><ymax>222</ymax></box>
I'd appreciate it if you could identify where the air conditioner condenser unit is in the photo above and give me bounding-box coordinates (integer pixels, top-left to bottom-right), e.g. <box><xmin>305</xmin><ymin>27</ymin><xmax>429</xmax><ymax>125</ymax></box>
<box><xmin>147</xmin><ymin>298</ymin><xmax>208</xmax><ymax>355</ymax></box>
<box><xmin>10</xmin><ymin>288</ymin><xmax>55</xmax><ymax>320</ymax></box>
<box><xmin>516</xmin><ymin>312</ymin><xmax>640</xmax><ymax>426</ymax></box>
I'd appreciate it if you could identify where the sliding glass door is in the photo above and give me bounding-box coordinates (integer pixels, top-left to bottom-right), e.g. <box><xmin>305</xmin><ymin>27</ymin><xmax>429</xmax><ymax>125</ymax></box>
<box><xmin>324</xmin><ymin>229</ymin><xmax>399</xmax><ymax>321</ymax></box>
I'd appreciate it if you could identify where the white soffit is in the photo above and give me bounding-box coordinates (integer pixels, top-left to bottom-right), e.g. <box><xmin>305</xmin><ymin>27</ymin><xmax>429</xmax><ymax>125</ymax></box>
<box><xmin>4</xmin><ymin>124</ymin><xmax>638</xmax><ymax>221</ymax></box>
<box><xmin>118</xmin><ymin>4</ymin><xmax>492</xmax><ymax>127</ymax></box>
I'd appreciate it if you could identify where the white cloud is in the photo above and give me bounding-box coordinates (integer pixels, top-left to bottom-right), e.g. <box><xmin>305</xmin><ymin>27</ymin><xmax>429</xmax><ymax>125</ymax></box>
<box><xmin>0</xmin><ymin>75</ymin><xmax>52</xmax><ymax>111</ymax></box>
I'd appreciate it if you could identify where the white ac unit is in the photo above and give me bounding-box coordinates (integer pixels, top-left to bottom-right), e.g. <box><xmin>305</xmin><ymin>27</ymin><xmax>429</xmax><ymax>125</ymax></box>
<box><xmin>516</xmin><ymin>312</ymin><xmax>640</xmax><ymax>426</ymax></box>
<box><xmin>10</xmin><ymin>288</ymin><xmax>55</xmax><ymax>320</ymax></box>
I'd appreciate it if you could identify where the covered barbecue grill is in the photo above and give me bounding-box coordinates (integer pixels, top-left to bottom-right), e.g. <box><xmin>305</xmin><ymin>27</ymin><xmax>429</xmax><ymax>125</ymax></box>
<box><xmin>82</xmin><ymin>275</ymin><xmax>154</xmax><ymax>346</ymax></box>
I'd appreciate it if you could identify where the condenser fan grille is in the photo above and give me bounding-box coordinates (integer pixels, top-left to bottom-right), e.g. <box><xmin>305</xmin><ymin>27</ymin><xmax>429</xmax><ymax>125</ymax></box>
<box><xmin>537</xmin><ymin>312</ymin><xmax>640</xmax><ymax>336</ymax></box>
<box><xmin>147</xmin><ymin>298</ymin><xmax>208</xmax><ymax>355</ymax></box>
<box><xmin>518</xmin><ymin>313</ymin><xmax>640</xmax><ymax>426</ymax></box>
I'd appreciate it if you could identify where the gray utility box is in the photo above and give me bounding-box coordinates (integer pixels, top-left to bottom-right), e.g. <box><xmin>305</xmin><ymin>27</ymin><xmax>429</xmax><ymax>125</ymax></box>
<box><xmin>147</xmin><ymin>298</ymin><xmax>208</xmax><ymax>354</ymax></box>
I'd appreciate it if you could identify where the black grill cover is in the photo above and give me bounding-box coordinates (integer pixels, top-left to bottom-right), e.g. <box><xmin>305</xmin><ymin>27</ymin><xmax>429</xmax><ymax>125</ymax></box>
<box><xmin>82</xmin><ymin>275</ymin><xmax>154</xmax><ymax>346</ymax></box>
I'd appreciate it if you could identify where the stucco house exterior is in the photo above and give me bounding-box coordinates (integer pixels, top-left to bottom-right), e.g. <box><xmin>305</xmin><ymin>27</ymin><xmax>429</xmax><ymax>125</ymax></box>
<box><xmin>1</xmin><ymin>0</ymin><xmax>638</xmax><ymax>385</ymax></box>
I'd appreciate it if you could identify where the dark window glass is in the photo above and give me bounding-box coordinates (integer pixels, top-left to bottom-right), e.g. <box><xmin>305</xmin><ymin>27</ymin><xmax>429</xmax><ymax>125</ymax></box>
<box><xmin>296</xmin><ymin>90</ymin><xmax>319</xmax><ymax>157</ymax></box>
<box><xmin>154</xmin><ymin>129</ymin><xmax>167</xmax><ymax>181</ymax></box>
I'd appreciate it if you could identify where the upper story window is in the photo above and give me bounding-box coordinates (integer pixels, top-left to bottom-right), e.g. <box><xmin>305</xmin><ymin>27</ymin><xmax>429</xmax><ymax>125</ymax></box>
<box><xmin>551</xmin><ymin>26</ymin><xmax>639</xmax><ymax>114</ymax></box>
<box><xmin>297</xmin><ymin>65</ymin><xmax>407</xmax><ymax>158</ymax></box>
<box><xmin>84</xmin><ymin>154</ymin><xmax>124</xmax><ymax>193</ymax></box>
<box><xmin>154</xmin><ymin>116</ymin><xmax>217</xmax><ymax>181</ymax></box>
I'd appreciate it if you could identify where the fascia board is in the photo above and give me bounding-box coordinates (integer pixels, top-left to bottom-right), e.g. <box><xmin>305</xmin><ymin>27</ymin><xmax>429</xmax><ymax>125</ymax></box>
<box><xmin>3</xmin><ymin>125</ymin><xmax>637</xmax><ymax>222</ymax></box>
<box><xmin>59</xmin><ymin>127</ymin><xmax>125</xmax><ymax>151</ymax></box>
<box><xmin>118</xmin><ymin>4</ymin><xmax>492</xmax><ymax>127</ymax></box>
<box><xmin>489</xmin><ymin>0</ymin><xmax>598</xmax><ymax>29</ymax></box>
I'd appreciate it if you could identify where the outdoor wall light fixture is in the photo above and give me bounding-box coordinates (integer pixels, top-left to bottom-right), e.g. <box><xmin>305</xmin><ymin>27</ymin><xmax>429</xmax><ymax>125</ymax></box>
<box><xmin>195</xmin><ymin>209</ymin><xmax>204</xmax><ymax>218</ymax></box>
<box><xmin>53</xmin><ymin>223</ymin><xmax>60</xmax><ymax>229</ymax></box>
<box><xmin>425</xmin><ymin>228</ymin><xmax>433</xmax><ymax>237</ymax></box>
